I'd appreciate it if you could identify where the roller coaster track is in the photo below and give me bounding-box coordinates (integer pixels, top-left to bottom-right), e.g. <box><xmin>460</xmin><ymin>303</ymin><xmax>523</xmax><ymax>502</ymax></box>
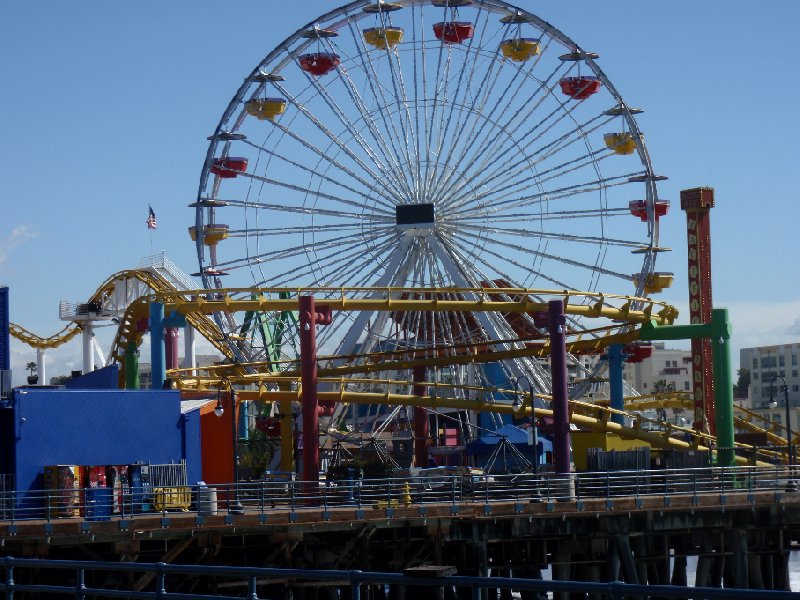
<box><xmin>622</xmin><ymin>392</ymin><xmax>799</xmax><ymax>449</ymax></box>
<box><xmin>10</xmin><ymin>268</ymin><xmax>233</xmax><ymax>369</ymax></box>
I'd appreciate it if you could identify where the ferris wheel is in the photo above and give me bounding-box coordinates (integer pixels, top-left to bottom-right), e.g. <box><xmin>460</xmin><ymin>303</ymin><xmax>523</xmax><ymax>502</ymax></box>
<box><xmin>192</xmin><ymin>0</ymin><xmax>668</xmax><ymax>404</ymax></box>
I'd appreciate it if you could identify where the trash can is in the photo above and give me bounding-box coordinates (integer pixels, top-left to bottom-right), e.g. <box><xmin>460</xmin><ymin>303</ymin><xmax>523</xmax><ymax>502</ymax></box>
<box><xmin>196</xmin><ymin>484</ymin><xmax>218</xmax><ymax>516</ymax></box>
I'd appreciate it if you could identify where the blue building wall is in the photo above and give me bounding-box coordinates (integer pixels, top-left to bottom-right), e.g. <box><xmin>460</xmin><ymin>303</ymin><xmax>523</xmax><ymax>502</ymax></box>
<box><xmin>5</xmin><ymin>388</ymin><xmax>192</xmax><ymax>508</ymax></box>
<box><xmin>64</xmin><ymin>364</ymin><xmax>119</xmax><ymax>390</ymax></box>
<box><xmin>179</xmin><ymin>407</ymin><xmax>203</xmax><ymax>484</ymax></box>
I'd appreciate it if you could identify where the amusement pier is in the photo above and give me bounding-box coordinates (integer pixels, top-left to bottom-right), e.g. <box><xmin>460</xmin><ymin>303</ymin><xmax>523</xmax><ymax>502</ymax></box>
<box><xmin>2</xmin><ymin>1</ymin><xmax>799</xmax><ymax>598</ymax></box>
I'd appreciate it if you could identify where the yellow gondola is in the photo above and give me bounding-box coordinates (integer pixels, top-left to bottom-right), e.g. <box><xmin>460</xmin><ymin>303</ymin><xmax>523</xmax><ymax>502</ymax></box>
<box><xmin>244</xmin><ymin>98</ymin><xmax>287</xmax><ymax>121</ymax></box>
<box><xmin>499</xmin><ymin>38</ymin><xmax>540</xmax><ymax>62</ymax></box>
<box><xmin>604</xmin><ymin>132</ymin><xmax>639</xmax><ymax>155</ymax></box>
<box><xmin>188</xmin><ymin>224</ymin><xmax>230</xmax><ymax>246</ymax></box>
<box><xmin>632</xmin><ymin>272</ymin><xmax>673</xmax><ymax>294</ymax></box>
<box><xmin>363</xmin><ymin>27</ymin><xmax>404</xmax><ymax>50</ymax></box>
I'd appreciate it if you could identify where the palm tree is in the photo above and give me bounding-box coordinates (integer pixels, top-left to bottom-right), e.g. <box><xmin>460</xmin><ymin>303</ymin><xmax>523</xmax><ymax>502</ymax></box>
<box><xmin>25</xmin><ymin>361</ymin><xmax>38</xmax><ymax>384</ymax></box>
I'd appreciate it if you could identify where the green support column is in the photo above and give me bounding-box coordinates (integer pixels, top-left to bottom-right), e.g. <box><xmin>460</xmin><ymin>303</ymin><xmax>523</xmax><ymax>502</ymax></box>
<box><xmin>639</xmin><ymin>307</ymin><xmax>734</xmax><ymax>466</ymax></box>
<box><xmin>124</xmin><ymin>342</ymin><xmax>140</xmax><ymax>389</ymax></box>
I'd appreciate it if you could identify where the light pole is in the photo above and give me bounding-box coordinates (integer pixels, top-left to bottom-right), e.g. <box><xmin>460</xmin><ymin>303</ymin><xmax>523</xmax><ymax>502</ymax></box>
<box><xmin>511</xmin><ymin>376</ymin><xmax>539</xmax><ymax>476</ymax></box>
<box><xmin>215</xmin><ymin>380</ymin><xmax>244</xmax><ymax>514</ymax></box>
<box><xmin>769</xmin><ymin>375</ymin><xmax>793</xmax><ymax>465</ymax></box>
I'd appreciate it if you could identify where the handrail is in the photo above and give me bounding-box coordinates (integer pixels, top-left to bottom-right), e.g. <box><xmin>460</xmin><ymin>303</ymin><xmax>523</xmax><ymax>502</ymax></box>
<box><xmin>0</xmin><ymin>556</ymin><xmax>796</xmax><ymax>600</ymax></box>
<box><xmin>0</xmin><ymin>465</ymin><xmax>796</xmax><ymax>525</ymax></box>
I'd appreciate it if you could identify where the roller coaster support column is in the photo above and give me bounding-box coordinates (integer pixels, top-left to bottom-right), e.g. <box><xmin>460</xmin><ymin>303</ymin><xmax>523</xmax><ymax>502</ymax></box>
<box><xmin>149</xmin><ymin>302</ymin><xmax>166</xmax><ymax>390</ymax></box>
<box><xmin>608</xmin><ymin>344</ymin><xmax>625</xmax><ymax>425</ymax></box>
<box><xmin>36</xmin><ymin>348</ymin><xmax>46</xmax><ymax>387</ymax></box>
<box><xmin>82</xmin><ymin>322</ymin><xmax>95</xmax><ymax>375</ymax></box>
<box><xmin>124</xmin><ymin>342</ymin><xmax>140</xmax><ymax>389</ymax></box>
<box><xmin>639</xmin><ymin>307</ymin><xmax>734</xmax><ymax>466</ymax></box>
<box><xmin>299</xmin><ymin>295</ymin><xmax>333</xmax><ymax>488</ymax></box>
<box><xmin>413</xmin><ymin>366</ymin><xmax>429</xmax><ymax>467</ymax></box>
<box><xmin>549</xmin><ymin>300</ymin><xmax>571</xmax><ymax>474</ymax></box>
<box><xmin>184</xmin><ymin>326</ymin><xmax>196</xmax><ymax>375</ymax></box>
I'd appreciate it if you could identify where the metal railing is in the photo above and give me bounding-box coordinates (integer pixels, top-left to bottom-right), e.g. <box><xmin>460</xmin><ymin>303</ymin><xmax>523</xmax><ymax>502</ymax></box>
<box><xmin>1</xmin><ymin>465</ymin><xmax>798</xmax><ymax>524</ymax></box>
<box><xmin>0</xmin><ymin>557</ymin><xmax>796</xmax><ymax>600</ymax></box>
<box><xmin>138</xmin><ymin>252</ymin><xmax>196</xmax><ymax>291</ymax></box>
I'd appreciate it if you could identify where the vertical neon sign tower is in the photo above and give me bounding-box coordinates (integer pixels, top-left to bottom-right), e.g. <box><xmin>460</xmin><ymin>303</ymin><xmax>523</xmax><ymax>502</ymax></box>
<box><xmin>680</xmin><ymin>187</ymin><xmax>715</xmax><ymax>434</ymax></box>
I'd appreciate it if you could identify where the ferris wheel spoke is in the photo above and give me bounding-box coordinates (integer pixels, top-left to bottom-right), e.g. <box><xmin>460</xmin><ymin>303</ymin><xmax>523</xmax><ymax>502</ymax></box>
<box><xmin>264</xmin><ymin>118</ymin><xmax>398</xmax><ymax>210</ymax></box>
<box><xmin>456</xmin><ymin>206</ymin><xmax>629</xmax><ymax>223</ymax></box>
<box><xmin>449</xmin><ymin>228</ymin><xmax>630</xmax><ymax>283</ymax></box>
<box><xmin>327</xmin><ymin>53</ymin><xmax>415</xmax><ymax>200</ymax></box>
<box><xmin>221</xmin><ymin>198</ymin><xmax>393</xmax><ymax>223</ymax></box>
<box><xmin>274</xmin><ymin>82</ymin><xmax>406</xmax><ymax>200</ymax></box>
<box><xmin>240</xmin><ymin>171</ymin><xmax>396</xmax><ymax>217</ymax></box>
<box><xmin>453</xmin><ymin>110</ymin><xmax>611</xmax><ymax>208</ymax></box>
<box><xmin>435</xmin><ymin>55</ymin><xmax>564</xmax><ymax>200</ymax></box>
<box><xmin>426</xmin><ymin>7</ymin><xmax>496</xmax><ymax>196</ymax></box>
<box><xmin>296</xmin><ymin>53</ymin><xmax>408</xmax><ymax>197</ymax></box>
<box><xmin>257</xmin><ymin>231</ymin><xmax>398</xmax><ymax>288</ymax></box>
<box><xmin>215</xmin><ymin>228</ymin><xmax>392</xmax><ymax>272</ymax></box>
<box><xmin>242</xmin><ymin>138</ymin><xmax>386</xmax><ymax>203</ymax></box>
<box><xmin>461</xmin><ymin>172</ymin><xmax>638</xmax><ymax>216</ymax></box>
<box><xmin>447</xmin><ymin>145</ymin><xmax>611</xmax><ymax>214</ymax></box>
<box><xmin>342</xmin><ymin>22</ymin><xmax>420</xmax><ymax>199</ymax></box>
<box><xmin>450</xmin><ymin>222</ymin><xmax>648</xmax><ymax>249</ymax></box>
<box><xmin>231</xmin><ymin>221</ymin><xmax>377</xmax><ymax>238</ymax></box>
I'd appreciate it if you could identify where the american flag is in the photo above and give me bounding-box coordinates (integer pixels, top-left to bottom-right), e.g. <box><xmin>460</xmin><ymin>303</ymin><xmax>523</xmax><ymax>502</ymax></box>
<box><xmin>146</xmin><ymin>205</ymin><xmax>157</xmax><ymax>230</ymax></box>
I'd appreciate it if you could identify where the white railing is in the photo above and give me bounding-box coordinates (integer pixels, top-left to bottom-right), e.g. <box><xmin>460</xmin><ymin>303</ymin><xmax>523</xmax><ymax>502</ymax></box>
<box><xmin>138</xmin><ymin>252</ymin><xmax>196</xmax><ymax>291</ymax></box>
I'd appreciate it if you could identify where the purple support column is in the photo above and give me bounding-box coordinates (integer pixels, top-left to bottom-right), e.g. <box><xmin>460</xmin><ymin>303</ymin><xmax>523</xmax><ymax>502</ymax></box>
<box><xmin>165</xmin><ymin>328</ymin><xmax>180</xmax><ymax>371</ymax></box>
<box><xmin>549</xmin><ymin>300</ymin><xmax>571</xmax><ymax>474</ymax></box>
<box><xmin>299</xmin><ymin>295</ymin><xmax>319</xmax><ymax>488</ymax></box>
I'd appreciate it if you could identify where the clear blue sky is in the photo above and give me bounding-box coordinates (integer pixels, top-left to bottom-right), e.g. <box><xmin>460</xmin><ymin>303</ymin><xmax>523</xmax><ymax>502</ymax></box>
<box><xmin>2</xmin><ymin>1</ymin><xmax>799</xmax><ymax>379</ymax></box>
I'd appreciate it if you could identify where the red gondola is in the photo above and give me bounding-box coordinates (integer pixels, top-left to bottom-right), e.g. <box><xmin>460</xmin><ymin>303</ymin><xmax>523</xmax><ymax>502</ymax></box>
<box><xmin>299</xmin><ymin>53</ymin><xmax>340</xmax><ymax>76</ymax></box>
<box><xmin>433</xmin><ymin>21</ymin><xmax>474</xmax><ymax>44</ymax></box>
<box><xmin>210</xmin><ymin>157</ymin><xmax>248</xmax><ymax>179</ymax></box>
<box><xmin>628</xmin><ymin>200</ymin><xmax>670</xmax><ymax>222</ymax></box>
<box><xmin>558</xmin><ymin>76</ymin><xmax>601</xmax><ymax>100</ymax></box>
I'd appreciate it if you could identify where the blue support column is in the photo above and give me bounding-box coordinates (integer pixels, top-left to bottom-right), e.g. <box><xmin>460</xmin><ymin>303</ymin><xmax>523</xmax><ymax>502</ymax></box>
<box><xmin>149</xmin><ymin>302</ymin><xmax>166</xmax><ymax>390</ymax></box>
<box><xmin>608</xmin><ymin>344</ymin><xmax>625</xmax><ymax>425</ymax></box>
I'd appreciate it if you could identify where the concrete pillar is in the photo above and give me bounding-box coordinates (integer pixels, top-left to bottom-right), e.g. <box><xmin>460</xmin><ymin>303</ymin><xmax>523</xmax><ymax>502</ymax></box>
<box><xmin>82</xmin><ymin>322</ymin><xmax>95</xmax><ymax>374</ymax></box>
<box><xmin>183</xmin><ymin>325</ymin><xmax>196</xmax><ymax>373</ymax></box>
<box><xmin>36</xmin><ymin>348</ymin><xmax>46</xmax><ymax>385</ymax></box>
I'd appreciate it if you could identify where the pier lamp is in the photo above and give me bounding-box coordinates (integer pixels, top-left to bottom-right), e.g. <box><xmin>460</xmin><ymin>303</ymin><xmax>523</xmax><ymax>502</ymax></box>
<box><xmin>511</xmin><ymin>376</ymin><xmax>539</xmax><ymax>476</ymax></box>
<box><xmin>769</xmin><ymin>376</ymin><xmax>793</xmax><ymax>465</ymax></box>
<box><xmin>215</xmin><ymin>379</ymin><xmax>244</xmax><ymax>514</ymax></box>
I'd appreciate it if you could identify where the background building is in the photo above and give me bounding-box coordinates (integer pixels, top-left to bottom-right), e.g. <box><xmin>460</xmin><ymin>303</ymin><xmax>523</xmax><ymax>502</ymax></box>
<box><xmin>741</xmin><ymin>343</ymin><xmax>800</xmax><ymax>426</ymax></box>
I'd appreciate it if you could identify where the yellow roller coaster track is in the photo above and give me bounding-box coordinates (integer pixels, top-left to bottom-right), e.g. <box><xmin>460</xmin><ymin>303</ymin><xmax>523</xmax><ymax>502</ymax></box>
<box><xmin>10</xmin><ymin>269</ymin><xmax>234</xmax><ymax>364</ymax></box>
<box><xmin>175</xmin><ymin>375</ymin><xmax>773</xmax><ymax>466</ymax></box>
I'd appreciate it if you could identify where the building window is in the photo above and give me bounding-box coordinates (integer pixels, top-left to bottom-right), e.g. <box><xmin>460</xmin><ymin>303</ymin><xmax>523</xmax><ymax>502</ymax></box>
<box><xmin>753</xmin><ymin>386</ymin><xmax>759</xmax><ymax>395</ymax></box>
<box><xmin>684</xmin><ymin>381</ymin><xmax>690</xmax><ymax>391</ymax></box>
<box><xmin>643</xmin><ymin>383</ymin><xmax>648</xmax><ymax>389</ymax></box>
<box><xmin>754</xmin><ymin>372</ymin><xmax>759</xmax><ymax>380</ymax></box>
<box><xmin>753</xmin><ymin>358</ymin><xmax>758</xmax><ymax>369</ymax></box>
<box><xmin>793</xmin><ymin>354</ymin><xmax>797</xmax><ymax>366</ymax></box>
<box><xmin>761</xmin><ymin>356</ymin><xmax>777</xmax><ymax>369</ymax></box>
<box><xmin>793</xmin><ymin>385</ymin><xmax>799</xmax><ymax>393</ymax></box>
<box><xmin>780</xmin><ymin>355</ymin><xmax>786</xmax><ymax>367</ymax></box>
<box><xmin>793</xmin><ymin>370</ymin><xmax>798</xmax><ymax>378</ymax></box>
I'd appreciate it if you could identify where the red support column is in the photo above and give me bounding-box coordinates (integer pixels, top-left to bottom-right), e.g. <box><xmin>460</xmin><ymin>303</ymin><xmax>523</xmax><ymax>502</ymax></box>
<box><xmin>413</xmin><ymin>366</ymin><xmax>429</xmax><ymax>467</ymax></box>
<box><xmin>299</xmin><ymin>296</ymin><xmax>320</xmax><ymax>486</ymax></box>
<box><xmin>680</xmin><ymin>187</ymin><xmax>715</xmax><ymax>434</ymax></box>
<box><xmin>298</xmin><ymin>296</ymin><xmax>333</xmax><ymax>489</ymax></box>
